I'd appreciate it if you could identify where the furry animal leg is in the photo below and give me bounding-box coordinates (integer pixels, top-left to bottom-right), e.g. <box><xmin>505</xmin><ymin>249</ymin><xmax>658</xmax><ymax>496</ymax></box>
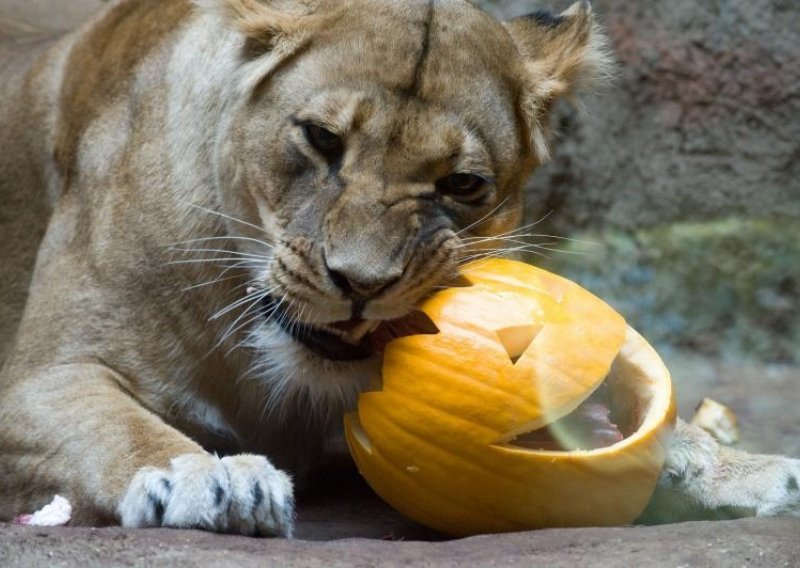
<box><xmin>639</xmin><ymin>419</ymin><xmax>800</xmax><ymax>523</ymax></box>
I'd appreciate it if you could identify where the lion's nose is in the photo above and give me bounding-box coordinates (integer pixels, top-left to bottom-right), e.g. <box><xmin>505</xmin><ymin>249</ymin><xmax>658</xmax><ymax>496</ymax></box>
<box><xmin>324</xmin><ymin>258</ymin><xmax>402</xmax><ymax>300</ymax></box>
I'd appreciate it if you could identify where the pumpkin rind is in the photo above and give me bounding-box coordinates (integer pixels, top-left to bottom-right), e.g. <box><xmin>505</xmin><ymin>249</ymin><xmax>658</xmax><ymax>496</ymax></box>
<box><xmin>345</xmin><ymin>259</ymin><xmax>676</xmax><ymax>536</ymax></box>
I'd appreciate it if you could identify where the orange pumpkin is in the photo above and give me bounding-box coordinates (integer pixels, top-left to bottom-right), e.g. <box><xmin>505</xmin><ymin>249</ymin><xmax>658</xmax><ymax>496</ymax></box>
<box><xmin>344</xmin><ymin>259</ymin><xmax>676</xmax><ymax>536</ymax></box>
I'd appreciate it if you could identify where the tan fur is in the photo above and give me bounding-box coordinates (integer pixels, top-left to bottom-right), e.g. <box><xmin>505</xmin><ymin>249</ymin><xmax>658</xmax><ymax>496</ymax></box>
<box><xmin>1</xmin><ymin>0</ymin><xmax>797</xmax><ymax>534</ymax></box>
<box><xmin>505</xmin><ymin>1</ymin><xmax>612</xmax><ymax>160</ymax></box>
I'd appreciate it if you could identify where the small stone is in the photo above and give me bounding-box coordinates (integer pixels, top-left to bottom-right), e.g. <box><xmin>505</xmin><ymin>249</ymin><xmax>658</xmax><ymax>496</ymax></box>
<box><xmin>691</xmin><ymin>398</ymin><xmax>739</xmax><ymax>445</ymax></box>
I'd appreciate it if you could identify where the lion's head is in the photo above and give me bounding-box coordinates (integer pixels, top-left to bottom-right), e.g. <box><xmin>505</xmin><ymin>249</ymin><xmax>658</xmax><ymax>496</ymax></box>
<box><xmin>191</xmin><ymin>0</ymin><xmax>609</xmax><ymax>404</ymax></box>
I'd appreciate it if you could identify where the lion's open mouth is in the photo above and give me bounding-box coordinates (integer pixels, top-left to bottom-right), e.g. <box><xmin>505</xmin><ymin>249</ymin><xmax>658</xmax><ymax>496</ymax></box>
<box><xmin>260</xmin><ymin>296</ymin><xmax>438</xmax><ymax>362</ymax></box>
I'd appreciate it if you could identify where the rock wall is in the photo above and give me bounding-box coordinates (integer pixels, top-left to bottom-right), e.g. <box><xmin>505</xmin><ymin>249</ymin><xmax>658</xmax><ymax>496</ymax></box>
<box><xmin>478</xmin><ymin>0</ymin><xmax>800</xmax><ymax>362</ymax></box>
<box><xmin>480</xmin><ymin>0</ymin><xmax>799</xmax><ymax>229</ymax></box>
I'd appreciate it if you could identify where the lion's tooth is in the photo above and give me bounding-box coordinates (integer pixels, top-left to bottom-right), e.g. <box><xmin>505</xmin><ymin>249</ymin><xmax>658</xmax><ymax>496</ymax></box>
<box><xmin>346</xmin><ymin>320</ymin><xmax>378</xmax><ymax>344</ymax></box>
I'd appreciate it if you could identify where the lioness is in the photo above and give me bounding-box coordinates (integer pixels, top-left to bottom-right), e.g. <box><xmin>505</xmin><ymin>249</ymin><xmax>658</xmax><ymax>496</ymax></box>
<box><xmin>1</xmin><ymin>0</ymin><xmax>798</xmax><ymax>536</ymax></box>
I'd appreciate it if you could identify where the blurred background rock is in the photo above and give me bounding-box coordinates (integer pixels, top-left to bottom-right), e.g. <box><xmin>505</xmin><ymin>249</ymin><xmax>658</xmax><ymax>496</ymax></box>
<box><xmin>1</xmin><ymin>0</ymin><xmax>797</xmax><ymax>454</ymax></box>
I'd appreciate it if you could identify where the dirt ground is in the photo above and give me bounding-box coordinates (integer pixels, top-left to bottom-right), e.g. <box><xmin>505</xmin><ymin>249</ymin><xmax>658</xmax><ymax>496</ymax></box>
<box><xmin>2</xmin><ymin>519</ymin><xmax>800</xmax><ymax>567</ymax></box>
<box><xmin>1</xmin><ymin>1</ymin><xmax>798</xmax><ymax>566</ymax></box>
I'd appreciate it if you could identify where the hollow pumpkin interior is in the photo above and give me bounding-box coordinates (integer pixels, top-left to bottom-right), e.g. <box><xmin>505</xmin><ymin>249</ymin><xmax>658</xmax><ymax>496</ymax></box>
<box><xmin>499</xmin><ymin>325</ymin><xmax>672</xmax><ymax>454</ymax></box>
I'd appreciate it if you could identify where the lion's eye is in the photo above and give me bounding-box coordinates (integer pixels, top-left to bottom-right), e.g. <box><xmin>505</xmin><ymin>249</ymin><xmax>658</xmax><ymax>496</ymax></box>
<box><xmin>303</xmin><ymin>123</ymin><xmax>344</xmax><ymax>161</ymax></box>
<box><xmin>436</xmin><ymin>173</ymin><xmax>488</xmax><ymax>201</ymax></box>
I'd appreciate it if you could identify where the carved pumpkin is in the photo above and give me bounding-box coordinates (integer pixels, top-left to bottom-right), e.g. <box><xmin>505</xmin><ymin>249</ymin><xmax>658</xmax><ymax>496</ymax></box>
<box><xmin>344</xmin><ymin>259</ymin><xmax>676</xmax><ymax>536</ymax></box>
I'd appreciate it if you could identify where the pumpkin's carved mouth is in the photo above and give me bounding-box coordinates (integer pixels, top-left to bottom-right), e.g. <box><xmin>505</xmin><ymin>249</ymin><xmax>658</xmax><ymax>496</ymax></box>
<box><xmin>508</xmin><ymin>382</ymin><xmax>626</xmax><ymax>451</ymax></box>
<box><xmin>503</xmin><ymin>345</ymin><xmax>660</xmax><ymax>452</ymax></box>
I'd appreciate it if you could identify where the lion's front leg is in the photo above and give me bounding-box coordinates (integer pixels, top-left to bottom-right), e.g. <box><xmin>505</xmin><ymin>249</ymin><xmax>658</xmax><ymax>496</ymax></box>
<box><xmin>0</xmin><ymin>362</ymin><xmax>294</xmax><ymax>536</ymax></box>
<box><xmin>639</xmin><ymin>419</ymin><xmax>800</xmax><ymax>523</ymax></box>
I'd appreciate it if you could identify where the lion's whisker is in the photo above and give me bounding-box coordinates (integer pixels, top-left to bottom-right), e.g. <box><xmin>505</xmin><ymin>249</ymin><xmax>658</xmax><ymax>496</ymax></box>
<box><xmin>217</xmin><ymin>304</ymin><xmax>262</xmax><ymax>347</ymax></box>
<box><xmin>455</xmin><ymin>239</ymin><xmax>560</xmax><ymax>250</ymax></box>
<box><xmin>211</xmin><ymin>286</ymin><xmax>272</xmax><ymax>321</ymax></box>
<box><xmin>460</xmin><ymin>233</ymin><xmax>598</xmax><ymax>246</ymax></box>
<box><xmin>169</xmin><ymin>247</ymin><xmax>271</xmax><ymax>260</ymax></box>
<box><xmin>459</xmin><ymin>211</ymin><xmax>556</xmax><ymax>242</ymax></box>
<box><xmin>222</xmin><ymin>309</ymin><xmax>269</xmax><ymax>356</ymax></box>
<box><xmin>214</xmin><ymin>284</ymin><xmax>281</xmax><ymax>352</ymax></box>
<box><xmin>166</xmin><ymin>259</ymin><xmax>266</xmax><ymax>276</ymax></box>
<box><xmin>458</xmin><ymin>242</ymin><xmax>558</xmax><ymax>255</ymax></box>
<box><xmin>289</xmin><ymin>302</ymin><xmax>306</xmax><ymax>340</ymax></box>
<box><xmin>180</xmin><ymin>200</ymin><xmax>267</xmax><ymax>234</ymax></box>
<box><xmin>276</xmin><ymin>296</ymin><xmax>297</xmax><ymax>334</ymax></box>
<box><xmin>181</xmin><ymin>274</ymin><xmax>245</xmax><ymax>292</ymax></box>
<box><xmin>454</xmin><ymin>197</ymin><xmax>513</xmax><ymax>237</ymax></box>
<box><xmin>170</xmin><ymin>235</ymin><xmax>274</xmax><ymax>250</ymax></box>
<box><xmin>167</xmin><ymin>257</ymin><xmax>267</xmax><ymax>266</ymax></box>
<box><xmin>457</xmin><ymin>246</ymin><xmax>550</xmax><ymax>264</ymax></box>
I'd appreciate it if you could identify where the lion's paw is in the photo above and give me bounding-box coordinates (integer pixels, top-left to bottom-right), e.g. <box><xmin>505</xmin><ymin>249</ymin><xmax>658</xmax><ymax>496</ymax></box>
<box><xmin>757</xmin><ymin>460</ymin><xmax>800</xmax><ymax>518</ymax></box>
<box><xmin>119</xmin><ymin>453</ymin><xmax>294</xmax><ymax>537</ymax></box>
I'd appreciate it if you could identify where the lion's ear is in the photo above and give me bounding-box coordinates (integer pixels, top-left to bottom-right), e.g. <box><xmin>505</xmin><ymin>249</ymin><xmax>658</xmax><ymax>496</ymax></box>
<box><xmin>194</xmin><ymin>0</ymin><xmax>322</xmax><ymax>49</ymax></box>
<box><xmin>505</xmin><ymin>1</ymin><xmax>612</xmax><ymax>160</ymax></box>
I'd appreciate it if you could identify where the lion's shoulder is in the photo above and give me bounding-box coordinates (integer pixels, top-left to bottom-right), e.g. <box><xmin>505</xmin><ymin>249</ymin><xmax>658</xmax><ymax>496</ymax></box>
<box><xmin>54</xmin><ymin>0</ymin><xmax>195</xmax><ymax>182</ymax></box>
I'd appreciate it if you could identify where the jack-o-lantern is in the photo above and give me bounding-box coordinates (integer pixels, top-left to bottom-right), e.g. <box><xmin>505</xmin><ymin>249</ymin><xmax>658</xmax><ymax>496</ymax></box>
<box><xmin>344</xmin><ymin>259</ymin><xmax>676</xmax><ymax>536</ymax></box>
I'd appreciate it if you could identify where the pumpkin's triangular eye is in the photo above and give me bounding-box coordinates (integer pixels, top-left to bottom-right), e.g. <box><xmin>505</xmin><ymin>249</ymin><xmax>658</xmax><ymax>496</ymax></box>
<box><xmin>495</xmin><ymin>324</ymin><xmax>543</xmax><ymax>364</ymax></box>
